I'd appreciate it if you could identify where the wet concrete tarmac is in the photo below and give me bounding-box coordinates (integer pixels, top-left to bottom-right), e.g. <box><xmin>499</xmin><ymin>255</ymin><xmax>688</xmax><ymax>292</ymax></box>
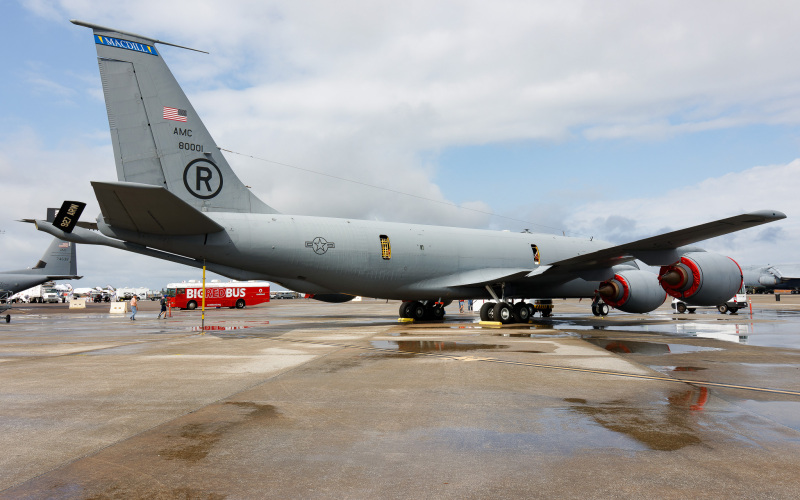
<box><xmin>1</xmin><ymin>296</ymin><xmax>800</xmax><ymax>498</ymax></box>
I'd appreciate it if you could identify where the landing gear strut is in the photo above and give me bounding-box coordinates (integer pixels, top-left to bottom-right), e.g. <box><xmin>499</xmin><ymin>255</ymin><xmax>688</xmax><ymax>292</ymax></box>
<box><xmin>591</xmin><ymin>296</ymin><xmax>609</xmax><ymax>316</ymax></box>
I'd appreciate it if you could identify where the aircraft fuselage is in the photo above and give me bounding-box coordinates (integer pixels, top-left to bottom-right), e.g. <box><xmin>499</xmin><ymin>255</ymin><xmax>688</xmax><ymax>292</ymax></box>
<box><xmin>98</xmin><ymin>212</ymin><xmax>613</xmax><ymax>300</ymax></box>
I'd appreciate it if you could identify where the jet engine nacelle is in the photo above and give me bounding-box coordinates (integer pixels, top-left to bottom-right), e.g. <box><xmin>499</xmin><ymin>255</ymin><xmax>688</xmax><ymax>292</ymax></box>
<box><xmin>658</xmin><ymin>252</ymin><xmax>743</xmax><ymax>306</ymax></box>
<box><xmin>598</xmin><ymin>270</ymin><xmax>667</xmax><ymax>313</ymax></box>
<box><xmin>759</xmin><ymin>274</ymin><xmax>779</xmax><ymax>286</ymax></box>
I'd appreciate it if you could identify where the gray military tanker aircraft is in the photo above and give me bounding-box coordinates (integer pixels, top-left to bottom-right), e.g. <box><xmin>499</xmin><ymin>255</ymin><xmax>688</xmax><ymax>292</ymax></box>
<box><xmin>743</xmin><ymin>264</ymin><xmax>800</xmax><ymax>293</ymax></box>
<box><xmin>28</xmin><ymin>20</ymin><xmax>786</xmax><ymax>323</ymax></box>
<box><xmin>0</xmin><ymin>237</ymin><xmax>80</xmax><ymax>295</ymax></box>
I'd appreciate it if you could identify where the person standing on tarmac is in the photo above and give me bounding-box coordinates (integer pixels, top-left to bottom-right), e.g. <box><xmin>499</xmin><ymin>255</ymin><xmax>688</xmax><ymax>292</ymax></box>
<box><xmin>130</xmin><ymin>295</ymin><xmax>138</xmax><ymax>320</ymax></box>
<box><xmin>157</xmin><ymin>296</ymin><xmax>168</xmax><ymax>319</ymax></box>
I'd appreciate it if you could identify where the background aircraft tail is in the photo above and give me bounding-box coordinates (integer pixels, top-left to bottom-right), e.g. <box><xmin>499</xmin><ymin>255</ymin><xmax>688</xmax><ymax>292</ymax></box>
<box><xmin>7</xmin><ymin>238</ymin><xmax>78</xmax><ymax>278</ymax></box>
<box><xmin>73</xmin><ymin>20</ymin><xmax>276</xmax><ymax>215</ymax></box>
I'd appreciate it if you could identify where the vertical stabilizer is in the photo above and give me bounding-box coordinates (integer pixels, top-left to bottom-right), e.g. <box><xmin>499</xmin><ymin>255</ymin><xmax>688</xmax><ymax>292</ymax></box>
<box><xmin>6</xmin><ymin>238</ymin><xmax>78</xmax><ymax>277</ymax></box>
<box><xmin>72</xmin><ymin>20</ymin><xmax>277</xmax><ymax>214</ymax></box>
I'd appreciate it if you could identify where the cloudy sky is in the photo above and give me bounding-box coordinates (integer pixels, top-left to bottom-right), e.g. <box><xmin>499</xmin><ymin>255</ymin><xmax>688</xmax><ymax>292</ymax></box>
<box><xmin>2</xmin><ymin>0</ymin><xmax>799</xmax><ymax>290</ymax></box>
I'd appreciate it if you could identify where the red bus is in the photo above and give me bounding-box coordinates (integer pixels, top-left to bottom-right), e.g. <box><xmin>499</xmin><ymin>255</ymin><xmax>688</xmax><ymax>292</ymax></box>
<box><xmin>166</xmin><ymin>281</ymin><xmax>270</xmax><ymax>310</ymax></box>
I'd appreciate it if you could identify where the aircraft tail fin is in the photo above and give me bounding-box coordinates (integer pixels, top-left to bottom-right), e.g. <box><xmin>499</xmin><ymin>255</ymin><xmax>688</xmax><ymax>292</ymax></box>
<box><xmin>72</xmin><ymin>20</ymin><xmax>277</xmax><ymax>215</ymax></box>
<box><xmin>8</xmin><ymin>238</ymin><xmax>78</xmax><ymax>278</ymax></box>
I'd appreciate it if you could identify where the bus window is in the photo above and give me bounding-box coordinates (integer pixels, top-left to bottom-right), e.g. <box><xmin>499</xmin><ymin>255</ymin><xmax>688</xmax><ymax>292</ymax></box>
<box><xmin>531</xmin><ymin>245</ymin><xmax>540</xmax><ymax>265</ymax></box>
<box><xmin>380</xmin><ymin>235</ymin><xmax>391</xmax><ymax>260</ymax></box>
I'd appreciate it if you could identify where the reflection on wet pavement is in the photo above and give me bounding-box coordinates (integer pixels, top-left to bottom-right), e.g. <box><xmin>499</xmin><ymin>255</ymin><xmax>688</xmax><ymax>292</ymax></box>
<box><xmin>535</xmin><ymin>308</ymin><xmax>800</xmax><ymax>348</ymax></box>
<box><xmin>565</xmin><ymin>387</ymin><xmax>709</xmax><ymax>451</ymax></box>
<box><xmin>584</xmin><ymin>338</ymin><xmax>721</xmax><ymax>355</ymax></box>
<box><xmin>370</xmin><ymin>340</ymin><xmax>509</xmax><ymax>354</ymax></box>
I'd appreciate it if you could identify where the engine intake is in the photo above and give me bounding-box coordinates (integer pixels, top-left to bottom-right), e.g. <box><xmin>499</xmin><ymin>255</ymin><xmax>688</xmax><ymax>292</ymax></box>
<box><xmin>659</xmin><ymin>252</ymin><xmax>742</xmax><ymax>306</ymax></box>
<box><xmin>598</xmin><ymin>270</ymin><xmax>667</xmax><ymax>313</ymax></box>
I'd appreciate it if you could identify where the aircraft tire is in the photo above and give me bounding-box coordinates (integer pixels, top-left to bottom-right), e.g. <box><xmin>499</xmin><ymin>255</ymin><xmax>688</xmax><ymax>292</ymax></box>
<box><xmin>591</xmin><ymin>304</ymin><xmax>599</xmax><ymax>316</ymax></box>
<box><xmin>527</xmin><ymin>303</ymin><xmax>536</xmax><ymax>317</ymax></box>
<box><xmin>598</xmin><ymin>303</ymin><xmax>609</xmax><ymax>316</ymax></box>
<box><xmin>431</xmin><ymin>305</ymin><xmax>445</xmax><ymax>320</ymax></box>
<box><xmin>235</xmin><ymin>299</ymin><xmax>245</xmax><ymax>309</ymax></box>
<box><xmin>409</xmin><ymin>302</ymin><xmax>426</xmax><ymax>320</ymax></box>
<box><xmin>494</xmin><ymin>302</ymin><xmax>514</xmax><ymax>324</ymax></box>
<box><xmin>187</xmin><ymin>300</ymin><xmax>197</xmax><ymax>310</ymax></box>
<box><xmin>399</xmin><ymin>302</ymin><xmax>412</xmax><ymax>318</ymax></box>
<box><xmin>513</xmin><ymin>303</ymin><xmax>530</xmax><ymax>322</ymax></box>
<box><xmin>479</xmin><ymin>302</ymin><xmax>494</xmax><ymax>321</ymax></box>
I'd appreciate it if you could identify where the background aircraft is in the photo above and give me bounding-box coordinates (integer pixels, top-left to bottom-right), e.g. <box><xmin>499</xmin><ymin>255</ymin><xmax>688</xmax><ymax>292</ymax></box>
<box><xmin>743</xmin><ymin>265</ymin><xmax>800</xmax><ymax>293</ymax></box>
<box><xmin>0</xmin><ymin>237</ymin><xmax>80</xmax><ymax>296</ymax></box>
<box><xmin>30</xmin><ymin>21</ymin><xmax>786</xmax><ymax>323</ymax></box>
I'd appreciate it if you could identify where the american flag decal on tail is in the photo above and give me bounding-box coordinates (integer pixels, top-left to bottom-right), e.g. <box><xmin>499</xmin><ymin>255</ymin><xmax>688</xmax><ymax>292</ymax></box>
<box><xmin>163</xmin><ymin>106</ymin><xmax>188</xmax><ymax>122</ymax></box>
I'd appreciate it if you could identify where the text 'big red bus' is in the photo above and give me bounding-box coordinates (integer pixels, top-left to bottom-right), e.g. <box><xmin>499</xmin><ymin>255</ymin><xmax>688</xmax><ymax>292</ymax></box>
<box><xmin>166</xmin><ymin>281</ymin><xmax>270</xmax><ymax>310</ymax></box>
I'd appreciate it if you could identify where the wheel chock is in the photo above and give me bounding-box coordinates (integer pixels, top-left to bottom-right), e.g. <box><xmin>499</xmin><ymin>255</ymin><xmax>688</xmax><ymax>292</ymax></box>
<box><xmin>398</xmin><ymin>317</ymin><xmax>414</xmax><ymax>323</ymax></box>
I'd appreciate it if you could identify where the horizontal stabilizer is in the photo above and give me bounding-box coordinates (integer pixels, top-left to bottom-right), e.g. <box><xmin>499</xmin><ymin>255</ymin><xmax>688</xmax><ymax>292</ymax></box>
<box><xmin>92</xmin><ymin>181</ymin><xmax>224</xmax><ymax>235</ymax></box>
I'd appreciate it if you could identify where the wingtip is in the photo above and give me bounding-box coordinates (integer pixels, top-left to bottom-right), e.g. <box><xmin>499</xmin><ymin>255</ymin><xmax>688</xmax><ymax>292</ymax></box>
<box><xmin>749</xmin><ymin>210</ymin><xmax>787</xmax><ymax>221</ymax></box>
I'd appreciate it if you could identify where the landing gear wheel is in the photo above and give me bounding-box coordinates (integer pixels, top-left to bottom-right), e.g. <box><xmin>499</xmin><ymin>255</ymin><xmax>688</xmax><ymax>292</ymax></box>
<box><xmin>235</xmin><ymin>299</ymin><xmax>245</xmax><ymax>309</ymax></box>
<box><xmin>513</xmin><ymin>303</ymin><xmax>530</xmax><ymax>322</ymax></box>
<box><xmin>527</xmin><ymin>303</ymin><xmax>536</xmax><ymax>317</ymax></box>
<box><xmin>479</xmin><ymin>302</ymin><xmax>495</xmax><ymax>321</ymax></box>
<box><xmin>431</xmin><ymin>305</ymin><xmax>445</xmax><ymax>320</ymax></box>
<box><xmin>493</xmin><ymin>302</ymin><xmax>514</xmax><ymax>324</ymax></box>
<box><xmin>399</xmin><ymin>302</ymin><xmax>412</xmax><ymax>318</ymax></box>
<box><xmin>676</xmin><ymin>302</ymin><xmax>687</xmax><ymax>314</ymax></box>
<box><xmin>409</xmin><ymin>301</ymin><xmax>426</xmax><ymax>320</ymax></box>
<box><xmin>597</xmin><ymin>303</ymin><xmax>609</xmax><ymax>316</ymax></box>
<box><xmin>717</xmin><ymin>304</ymin><xmax>729</xmax><ymax>314</ymax></box>
<box><xmin>591</xmin><ymin>304</ymin><xmax>599</xmax><ymax>316</ymax></box>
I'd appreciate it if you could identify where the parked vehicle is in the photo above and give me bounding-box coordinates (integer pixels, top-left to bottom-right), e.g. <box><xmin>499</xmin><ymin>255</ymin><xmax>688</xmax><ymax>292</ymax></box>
<box><xmin>672</xmin><ymin>286</ymin><xmax>747</xmax><ymax>315</ymax></box>
<box><xmin>166</xmin><ymin>281</ymin><xmax>271</xmax><ymax>310</ymax></box>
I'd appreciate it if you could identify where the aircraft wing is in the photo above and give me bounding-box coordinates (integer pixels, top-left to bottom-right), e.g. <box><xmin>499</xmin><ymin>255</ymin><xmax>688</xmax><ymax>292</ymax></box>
<box><xmin>92</xmin><ymin>181</ymin><xmax>224</xmax><ymax>235</ymax></box>
<box><xmin>412</xmin><ymin>268</ymin><xmax>533</xmax><ymax>290</ymax></box>
<box><xmin>542</xmin><ymin>210</ymin><xmax>786</xmax><ymax>274</ymax></box>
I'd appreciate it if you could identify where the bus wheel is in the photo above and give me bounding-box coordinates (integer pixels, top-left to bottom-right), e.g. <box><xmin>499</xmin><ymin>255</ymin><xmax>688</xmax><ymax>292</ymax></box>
<box><xmin>187</xmin><ymin>301</ymin><xmax>197</xmax><ymax>310</ymax></box>
<box><xmin>236</xmin><ymin>299</ymin><xmax>245</xmax><ymax>309</ymax></box>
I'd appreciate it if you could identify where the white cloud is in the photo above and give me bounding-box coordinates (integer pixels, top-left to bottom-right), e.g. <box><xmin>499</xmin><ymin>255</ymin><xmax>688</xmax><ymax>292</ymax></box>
<box><xmin>564</xmin><ymin>160</ymin><xmax>800</xmax><ymax>264</ymax></box>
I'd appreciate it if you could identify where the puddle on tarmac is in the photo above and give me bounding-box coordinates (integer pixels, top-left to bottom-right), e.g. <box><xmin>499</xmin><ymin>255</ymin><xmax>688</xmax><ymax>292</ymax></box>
<box><xmin>370</xmin><ymin>340</ymin><xmax>509</xmax><ymax>354</ymax></box>
<box><xmin>734</xmin><ymin>400</ymin><xmax>800</xmax><ymax>432</ymax></box>
<box><xmin>564</xmin><ymin>387</ymin><xmax>711</xmax><ymax>451</ymax></box>
<box><xmin>420</xmin><ymin>387</ymin><xmax>716</xmax><ymax>454</ymax></box>
<box><xmin>191</xmin><ymin>325</ymin><xmax>254</xmax><ymax>331</ymax></box>
<box><xmin>547</xmin><ymin>309</ymin><xmax>800</xmax><ymax>349</ymax></box>
<box><xmin>584</xmin><ymin>338</ymin><xmax>721</xmax><ymax>355</ymax></box>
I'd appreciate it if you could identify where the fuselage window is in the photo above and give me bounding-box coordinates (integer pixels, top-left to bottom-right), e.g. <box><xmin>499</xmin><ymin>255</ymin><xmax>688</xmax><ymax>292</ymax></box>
<box><xmin>531</xmin><ymin>244</ymin><xmax>540</xmax><ymax>265</ymax></box>
<box><xmin>380</xmin><ymin>235</ymin><xmax>391</xmax><ymax>260</ymax></box>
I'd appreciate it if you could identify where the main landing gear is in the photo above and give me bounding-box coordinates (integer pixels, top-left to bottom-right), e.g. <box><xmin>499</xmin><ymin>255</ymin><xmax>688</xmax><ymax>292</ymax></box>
<box><xmin>399</xmin><ymin>301</ymin><xmax>446</xmax><ymax>321</ymax></box>
<box><xmin>479</xmin><ymin>300</ymin><xmax>552</xmax><ymax>324</ymax></box>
